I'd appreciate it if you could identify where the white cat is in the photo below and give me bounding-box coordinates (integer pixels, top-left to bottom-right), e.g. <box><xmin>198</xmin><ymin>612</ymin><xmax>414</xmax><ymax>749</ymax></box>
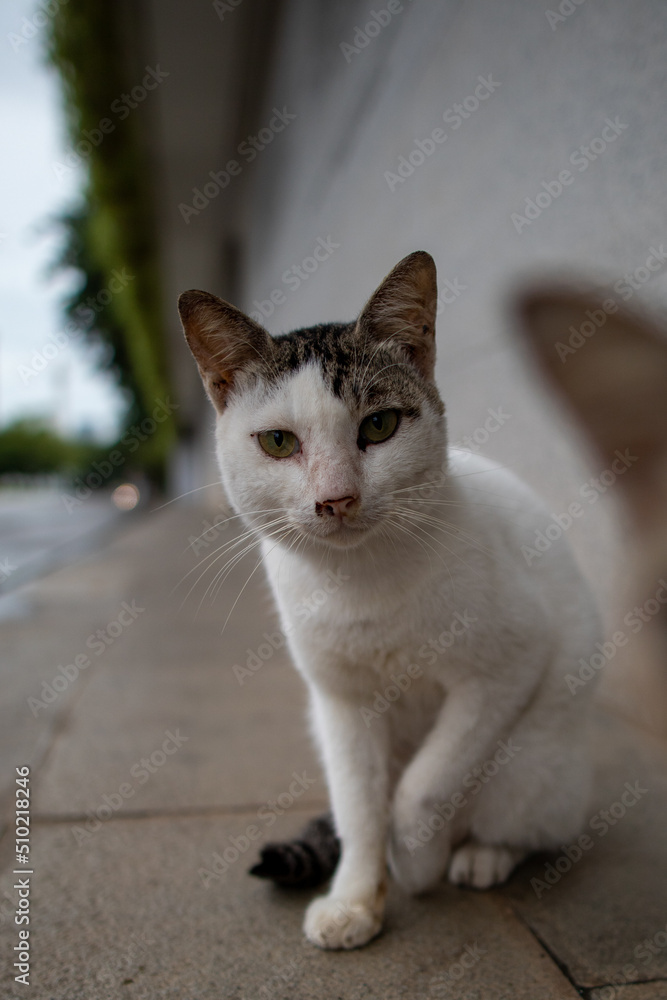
<box><xmin>179</xmin><ymin>251</ymin><xmax>601</xmax><ymax>950</ymax></box>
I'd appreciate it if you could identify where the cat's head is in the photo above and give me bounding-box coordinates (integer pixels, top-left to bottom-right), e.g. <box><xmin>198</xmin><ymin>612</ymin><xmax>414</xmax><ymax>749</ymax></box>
<box><xmin>178</xmin><ymin>251</ymin><xmax>446</xmax><ymax>550</ymax></box>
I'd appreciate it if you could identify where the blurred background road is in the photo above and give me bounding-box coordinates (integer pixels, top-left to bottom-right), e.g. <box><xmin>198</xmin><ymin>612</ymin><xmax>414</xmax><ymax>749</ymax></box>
<box><xmin>0</xmin><ymin>490</ymin><xmax>119</xmax><ymax>596</ymax></box>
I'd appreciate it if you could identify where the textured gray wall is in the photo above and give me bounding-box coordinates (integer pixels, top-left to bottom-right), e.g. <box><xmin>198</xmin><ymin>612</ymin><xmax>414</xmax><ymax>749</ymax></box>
<box><xmin>226</xmin><ymin>0</ymin><xmax>667</xmax><ymax>724</ymax></box>
<box><xmin>235</xmin><ymin>0</ymin><xmax>666</xmax><ymax>589</ymax></box>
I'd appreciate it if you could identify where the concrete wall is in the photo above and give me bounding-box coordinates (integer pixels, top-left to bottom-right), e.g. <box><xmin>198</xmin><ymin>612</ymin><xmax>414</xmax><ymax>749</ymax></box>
<box><xmin>149</xmin><ymin>0</ymin><xmax>667</xmax><ymax>728</ymax></box>
<box><xmin>229</xmin><ymin>0</ymin><xmax>665</xmax><ymax>574</ymax></box>
<box><xmin>142</xmin><ymin>0</ymin><xmax>281</xmax><ymax>493</ymax></box>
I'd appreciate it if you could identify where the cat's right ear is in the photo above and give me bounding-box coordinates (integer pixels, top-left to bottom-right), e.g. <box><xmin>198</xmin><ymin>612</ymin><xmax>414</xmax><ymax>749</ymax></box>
<box><xmin>178</xmin><ymin>290</ymin><xmax>272</xmax><ymax>413</ymax></box>
<box><xmin>357</xmin><ymin>250</ymin><xmax>438</xmax><ymax>380</ymax></box>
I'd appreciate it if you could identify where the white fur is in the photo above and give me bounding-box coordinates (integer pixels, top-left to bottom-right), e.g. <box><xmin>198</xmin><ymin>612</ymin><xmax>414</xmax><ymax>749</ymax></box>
<box><xmin>215</xmin><ymin>362</ymin><xmax>600</xmax><ymax>950</ymax></box>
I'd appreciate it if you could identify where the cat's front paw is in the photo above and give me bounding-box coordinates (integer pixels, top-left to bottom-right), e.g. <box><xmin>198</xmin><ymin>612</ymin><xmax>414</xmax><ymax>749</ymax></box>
<box><xmin>304</xmin><ymin>895</ymin><xmax>383</xmax><ymax>950</ymax></box>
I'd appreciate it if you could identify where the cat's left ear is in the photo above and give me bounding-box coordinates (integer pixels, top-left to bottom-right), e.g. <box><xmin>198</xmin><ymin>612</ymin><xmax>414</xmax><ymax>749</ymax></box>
<box><xmin>178</xmin><ymin>290</ymin><xmax>272</xmax><ymax>413</ymax></box>
<box><xmin>357</xmin><ymin>250</ymin><xmax>438</xmax><ymax>380</ymax></box>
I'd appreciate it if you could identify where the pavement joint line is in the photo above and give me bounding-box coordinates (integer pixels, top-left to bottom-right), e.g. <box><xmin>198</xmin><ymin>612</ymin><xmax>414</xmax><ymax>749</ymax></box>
<box><xmin>0</xmin><ymin>672</ymin><xmax>96</xmax><ymax>840</ymax></box>
<box><xmin>581</xmin><ymin>978</ymin><xmax>667</xmax><ymax>999</ymax></box>
<box><xmin>505</xmin><ymin>901</ymin><xmax>582</xmax><ymax>994</ymax></box>
<box><xmin>29</xmin><ymin>799</ymin><xmax>330</xmax><ymax>825</ymax></box>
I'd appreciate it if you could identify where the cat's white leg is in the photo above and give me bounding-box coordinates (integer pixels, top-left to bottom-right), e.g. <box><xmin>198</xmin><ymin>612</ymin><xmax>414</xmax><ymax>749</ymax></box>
<box><xmin>303</xmin><ymin>688</ymin><xmax>390</xmax><ymax>950</ymax></box>
<box><xmin>389</xmin><ymin>679</ymin><xmax>519</xmax><ymax>894</ymax></box>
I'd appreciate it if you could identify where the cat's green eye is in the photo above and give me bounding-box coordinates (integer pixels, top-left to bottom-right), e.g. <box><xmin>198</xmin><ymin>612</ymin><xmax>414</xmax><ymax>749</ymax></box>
<box><xmin>359</xmin><ymin>409</ymin><xmax>399</xmax><ymax>445</ymax></box>
<box><xmin>258</xmin><ymin>429</ymin><xmax>299</xmax><ymax>458</ymax></box>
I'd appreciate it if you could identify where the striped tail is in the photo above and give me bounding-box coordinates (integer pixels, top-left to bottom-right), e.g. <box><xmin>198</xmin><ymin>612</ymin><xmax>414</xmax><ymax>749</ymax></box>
<box><xmin>249</xmin><ymin>813</ymin><xmax>340</xmax><ymax>888</ymax></box>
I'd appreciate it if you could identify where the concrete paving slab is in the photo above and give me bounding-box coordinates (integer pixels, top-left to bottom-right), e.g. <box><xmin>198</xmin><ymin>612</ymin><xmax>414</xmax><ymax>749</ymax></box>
<box><xmin>0</xmin><ymin>812</ymin><xmax>581</xmax><ymax>1000</ymax></box>
<box><xmin>33</xmin><ymin>653</ymin><xmax>323</xmax><ymax>816</ymax></box>
<box><xmin>2</xmin><ymin>500</ymin><xmax>667</xmax><ymax>998</ymax></box>
<box><xmin>0</xmin><ymin>531</ymin><xmax>138</xmax><ymax>807</ymax></box>
<box><xmin>502</xmin><ymin>713</ymin><xmax>667</xmax><ymax>990</ymax></box>
<box><xmin>28</xmin><ymin>506</ymin><xmax>324</xmax><ymax>816</ymax></box>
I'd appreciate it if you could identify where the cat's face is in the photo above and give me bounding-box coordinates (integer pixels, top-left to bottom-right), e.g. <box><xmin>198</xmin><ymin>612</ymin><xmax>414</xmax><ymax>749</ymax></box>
<box><xmin>179</xmin><ymin>251</ymin><xmax>446</xmax><ymax>551</ymax></box>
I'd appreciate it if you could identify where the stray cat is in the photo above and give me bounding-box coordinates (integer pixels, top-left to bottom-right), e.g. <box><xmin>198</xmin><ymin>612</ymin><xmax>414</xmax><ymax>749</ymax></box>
<box><xmin>178</xmin><ymin>251</ymin><xmax>600</xmax><ymax>950</ymax></box>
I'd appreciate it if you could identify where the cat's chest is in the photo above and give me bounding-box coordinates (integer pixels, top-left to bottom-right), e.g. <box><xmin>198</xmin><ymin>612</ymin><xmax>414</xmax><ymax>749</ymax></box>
<box><xmin>267</xmin><ymin>546</ymin><xmax>431</xmax><ymax>636</ymax></box>
<box><xmin>262</xmin><ymin>544</ymin><xmax>465</xmax><ymax>694</ymax></box>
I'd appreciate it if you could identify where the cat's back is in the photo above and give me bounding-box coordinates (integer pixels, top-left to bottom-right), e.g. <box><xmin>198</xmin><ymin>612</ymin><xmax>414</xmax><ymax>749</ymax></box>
<box><xmin>447</xmin><ymin>447</ymin><xmax>545</xmax><ymax>519</ymax></box>
<box><xmin>447</xmin><ymin>446</ymin><xmax>574</xmax><ymax>562</ymax></box>
<box><xmin>447</xmin><ymin>447</ymin><xmax>599</xmax><ymax>640</ymax></box>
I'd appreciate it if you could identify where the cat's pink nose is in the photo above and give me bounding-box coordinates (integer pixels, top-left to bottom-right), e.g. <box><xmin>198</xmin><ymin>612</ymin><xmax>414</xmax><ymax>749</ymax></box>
<box><xmin>315</xmin><ymin>495</ymin><xmax>357</xmax><ymax>518</ymax></box>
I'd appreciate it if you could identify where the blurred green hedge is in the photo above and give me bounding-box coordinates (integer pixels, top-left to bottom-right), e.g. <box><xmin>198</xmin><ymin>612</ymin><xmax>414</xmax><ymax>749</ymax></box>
<box><xmin>0</xmin><ymin>420</ymin><xmax>101</xmax><ymax>479</ymax></box>
<box><xmin>47</xmin><ymin>4</ymin><xmax>175</xmax><ymax>484</ymax></box>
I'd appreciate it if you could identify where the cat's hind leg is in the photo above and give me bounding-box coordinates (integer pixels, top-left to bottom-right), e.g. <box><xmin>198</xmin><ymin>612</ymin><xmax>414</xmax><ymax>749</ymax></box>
<box><xmin>462</xmin><ymin>692</ymin><xmax>594</xmax><ymax>884</ymax></box>
<box><xmin>448</xmin><ymin>842</ymin><xmax>528</xmax><ymax>888</ymax></box>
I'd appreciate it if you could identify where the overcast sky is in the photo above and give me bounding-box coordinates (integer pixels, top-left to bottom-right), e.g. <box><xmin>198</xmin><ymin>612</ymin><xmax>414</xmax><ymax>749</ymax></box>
<box><xmin>0</xmin><ymin>0</ymin><xmax>125</xmax><ymax>441</ymax></box>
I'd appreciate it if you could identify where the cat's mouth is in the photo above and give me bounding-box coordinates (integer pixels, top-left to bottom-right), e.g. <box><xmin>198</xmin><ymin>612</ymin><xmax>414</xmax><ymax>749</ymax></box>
<box><xmin>299</xmin><ymin>514</ymin><xmax>374</xmax><ymax>549</ymax></box>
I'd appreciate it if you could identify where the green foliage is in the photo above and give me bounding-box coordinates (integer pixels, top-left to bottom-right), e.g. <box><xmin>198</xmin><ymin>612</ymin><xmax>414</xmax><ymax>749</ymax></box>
<box><xmin>46</xmin><ymin>3</ymin><xmax>175</xmax><ymax>484</ymax></box>
<box><xmin>0</xmin><ymin>420</ymin><xmax>99</xmax><ymax>478</ymax></box>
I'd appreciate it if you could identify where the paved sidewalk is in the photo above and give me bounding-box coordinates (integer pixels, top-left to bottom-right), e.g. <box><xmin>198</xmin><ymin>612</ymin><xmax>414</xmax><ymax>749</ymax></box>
<box><xmin>0</xmin><ymin>503</ymin><xmax>666</xmax><ymax>999</ymax></box>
